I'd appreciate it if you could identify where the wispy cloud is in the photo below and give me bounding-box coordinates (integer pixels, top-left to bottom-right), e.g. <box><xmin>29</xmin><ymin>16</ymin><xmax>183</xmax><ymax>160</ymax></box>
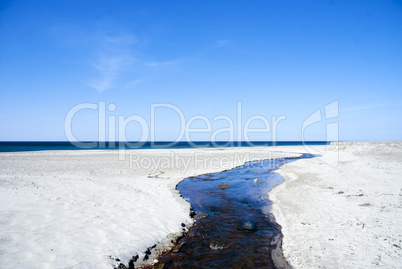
<box><xmin>87</xmin><ymin>55</ymin><xmax>134</xmax><ymax>92</ymax></box>
<box><xmin>130</xmin><ymin>79</ymin><xmax>144</xmax><ymax>84</ymax></box>
<box><xmin>212</xmin><ymin>39</ymin><xmax>252</xmax><ymax>54</ymax></box>
<box><xmin>123</xmin><ymin>78</ymin><xmax>145</xmax><ymax>88</ymax></box>
<box><xmin>216</xmin><ymin>40</ymin><xmax>231</xmax><ymax>47</ymax></box>
<box><xmin>144</xmin><ymin>60</ymin><xmax>177</xmax><ymax>67</ymax></box>
<box><xmin>85</xmin><ymin>28</ymin><xmax>186</xmax><ymax>92</ymax></box>
<box><xmin>105</xmin><ymin>34</ymin><xmax>138</xmax><ymax>45</ymax></box>
<box><xmin>87</xmin><ymin>32</ymin><xmax>137</xmax><ymax>92</ymax></box>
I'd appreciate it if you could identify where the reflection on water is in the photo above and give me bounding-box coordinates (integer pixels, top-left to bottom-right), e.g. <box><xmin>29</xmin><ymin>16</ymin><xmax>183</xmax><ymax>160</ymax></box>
<box><xmin>155</xmin><ymin>158</ymin><xmax>294</xmax><ymax>268</ymax></box>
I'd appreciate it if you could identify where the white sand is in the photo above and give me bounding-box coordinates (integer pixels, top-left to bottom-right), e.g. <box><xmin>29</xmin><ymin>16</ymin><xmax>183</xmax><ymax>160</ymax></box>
<box><xmin>1</xmin><ymin>142</ymin><xmax>401</xmax><ymax>268</ymax></box>
<box><xmin>270</xmin><ymin>141</ymin><xmax>402</xmax><ymax>268</ymax></box>
<box><xmin>0</xmin><ymin>147</ymin><xmax>300</xmax><ymax>268</ymax></box>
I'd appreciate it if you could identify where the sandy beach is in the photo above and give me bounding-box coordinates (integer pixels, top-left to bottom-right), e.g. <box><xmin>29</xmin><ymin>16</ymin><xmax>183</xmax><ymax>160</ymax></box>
<box><xmin>0</xmin><ymin>147</ymin><xmax>300</xmax><ymax>268</ymax></box>
<box><xmin>0</xmin><ymin>142</ymin><xmax>401</xmax><ymax>268</ymax></box>
<box><xmin>271</xmin><ymin>141</ymin><xmax>402</xmax><ymax>268</ymax></box>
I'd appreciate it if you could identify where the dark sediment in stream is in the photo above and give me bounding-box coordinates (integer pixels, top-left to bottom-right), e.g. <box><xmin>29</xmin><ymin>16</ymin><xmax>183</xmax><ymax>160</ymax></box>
<box><xmin>148</xmin><ymin>158</ymin><xmax>299</xmax><ymax>269</ymax></box>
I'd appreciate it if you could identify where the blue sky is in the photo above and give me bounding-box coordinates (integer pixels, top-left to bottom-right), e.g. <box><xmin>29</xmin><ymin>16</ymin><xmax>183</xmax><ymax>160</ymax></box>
<box><xmin>0</xmin><ymin>0</ymin><xmax>401</xmax><ymax>141</ymax></box>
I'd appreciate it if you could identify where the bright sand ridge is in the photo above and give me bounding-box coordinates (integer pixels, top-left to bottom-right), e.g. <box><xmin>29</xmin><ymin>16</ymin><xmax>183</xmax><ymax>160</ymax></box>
<box><xmin>0</xmin><ymin>147</ymin><xmax>301</xmax><ymax>268</ymax></box>
<box><xmin>270</xmin><ymin>141</ymin><xmax>402</xmax><ymax>268</ymax></box>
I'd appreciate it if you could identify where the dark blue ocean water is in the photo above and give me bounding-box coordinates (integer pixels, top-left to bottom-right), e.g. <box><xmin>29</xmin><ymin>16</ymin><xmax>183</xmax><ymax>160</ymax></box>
<box><xmin>0</xmin><ymin>141</ymin><xmax>330</xmax><ymax>152</ymax></box>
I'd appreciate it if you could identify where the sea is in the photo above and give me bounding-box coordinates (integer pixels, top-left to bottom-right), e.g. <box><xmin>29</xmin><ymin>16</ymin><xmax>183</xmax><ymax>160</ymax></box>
<box><xmin>0</xmin><ymin>141</ymin><xmax>330</xmax><ymax>153</ymax></box>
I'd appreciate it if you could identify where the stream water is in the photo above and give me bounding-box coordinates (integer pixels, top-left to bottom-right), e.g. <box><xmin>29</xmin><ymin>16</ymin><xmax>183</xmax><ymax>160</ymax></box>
<box><xmin>153</xmin><ymin>157</ymin><xmax>304</xmax><ymax>268</ymax></box>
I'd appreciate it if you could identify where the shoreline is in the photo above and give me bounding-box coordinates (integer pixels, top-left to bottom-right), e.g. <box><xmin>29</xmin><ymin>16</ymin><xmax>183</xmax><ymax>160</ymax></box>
<box><xmin>0</xmin><ymin>146</ymin><xmax>305</xmax><ymax>268</ymax></box>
